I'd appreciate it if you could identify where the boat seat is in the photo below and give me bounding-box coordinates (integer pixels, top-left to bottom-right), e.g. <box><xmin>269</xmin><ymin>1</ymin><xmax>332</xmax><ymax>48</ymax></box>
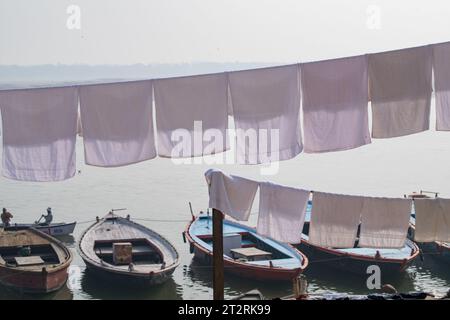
<box><xmin>95</xmin><ymin>245</ymin><xmax>154</xmax><ymax>257</ymax></box>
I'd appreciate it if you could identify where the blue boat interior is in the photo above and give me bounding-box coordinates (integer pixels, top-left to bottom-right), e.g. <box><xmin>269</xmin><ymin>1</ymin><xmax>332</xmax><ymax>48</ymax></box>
<box><xmin>303</xmin><ymin>201</ymin><xmax>414</xmax><ymax>260</ymax></box>
<box><xmin>190</xmin><ymin>213</ymin><xmax>303</xmax><ymax>269</ymax></box>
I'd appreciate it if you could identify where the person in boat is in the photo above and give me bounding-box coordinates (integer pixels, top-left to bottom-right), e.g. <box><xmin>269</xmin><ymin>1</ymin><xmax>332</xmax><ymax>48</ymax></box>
<box><xmin>39</xmin><ymin>207</ymin><xmax>53</xmax><ymax>226</ymax></box>
<box><xmin>1</xmin><ymin>208</ymin><xmax>13</xmax><ymax>227</ymax></box>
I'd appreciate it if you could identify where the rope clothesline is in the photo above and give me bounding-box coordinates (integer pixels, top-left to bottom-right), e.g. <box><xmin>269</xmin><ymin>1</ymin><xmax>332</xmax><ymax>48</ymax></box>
<box><xmin>0</xmin><ymin>41</ymin><xmax>449</xmax><ymax>92</ymax></box>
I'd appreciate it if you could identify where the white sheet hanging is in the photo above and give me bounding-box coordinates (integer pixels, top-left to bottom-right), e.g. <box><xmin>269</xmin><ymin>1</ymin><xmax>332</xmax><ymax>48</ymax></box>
<box><xmin>0</xmin><ymin>87</ymin><xmax>78</xmax><ymax>181</ymax></box>
<box><xmin>414</xmin><ymin>198</ymin><xmax>450</xmax><ymax>242</ymax></box>
<box><xmin>79</xmin><ymin>80</ymin><xmax>156</xmax><ymax>167</ymax></box>
<box><xmin>154</xmin><ymin>73</ymin><xmax>228</xmax><ymax>157</ymax></box>
<box><xmin>433</xmin><ymin>42</ymin><xmax>450</xmax><ymax>131</ymax></box>
<box><xmin>359</xmin><ymin>197</ymin><xmax>412</xmax><ymax>248</ymax></box>
<box><xmin>204</xmin><ymin>169</ymin><xmax>258</xmax><ymax>221</ymax></box>
<box><xmin>301</xmin><ymin>55</ymin><xmax>371</xmax><ymax>153</ymax></box>
<box><xmin>257</xmin><ymin>182</ymin><xmax>309</xmax><ymax>243</ymax></box>
<box><xmin>309</xmin><ymin>192</ymin><xmax>364</xmax><ymax>248</ymax></box>
<box><xmin>228</xmin><ymin>65</ymin><xmax>302</xmax><ymax>164</ymax></box>
<box><xmin>369</xmin><ymin>46</ymin><xmax>432</xmax><ymax>138</ymax></box>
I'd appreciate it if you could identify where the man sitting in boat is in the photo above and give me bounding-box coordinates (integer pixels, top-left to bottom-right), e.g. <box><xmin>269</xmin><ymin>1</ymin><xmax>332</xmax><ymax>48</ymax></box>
<box><xmin>1</xmin><ymin>208</ymin><xmax>13</xmax><ymax>227</ymax></box>
<box><xmin>39</xmin><ymin>207</ymin><xmax>53</xmax><ymax>226</ymax></box>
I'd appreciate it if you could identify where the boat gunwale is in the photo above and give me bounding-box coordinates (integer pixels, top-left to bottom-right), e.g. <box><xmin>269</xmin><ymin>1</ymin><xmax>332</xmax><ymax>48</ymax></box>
<box><xmin>184</xmin><ymin>216</ymin><xmax>309</xmax><ymax>274</ymax></box>
<box><xmin>78</xmin><ymin>214</ymin><xmax>180</xmax><ymax>276</ymax></box>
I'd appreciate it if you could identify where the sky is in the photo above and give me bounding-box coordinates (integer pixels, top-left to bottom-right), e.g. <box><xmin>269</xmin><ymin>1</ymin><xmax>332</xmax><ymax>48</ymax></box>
<box><xmin>1</xmin><ymin>0</ymin><xmax>450</xmax><ymax>65</ymax></box>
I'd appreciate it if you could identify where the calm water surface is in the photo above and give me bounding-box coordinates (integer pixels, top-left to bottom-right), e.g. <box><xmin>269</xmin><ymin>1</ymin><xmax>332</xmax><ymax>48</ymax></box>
<box><xmin>0</xmin><ymin>97</ymin><xmax>449</xmax><ymax>300</ymax></box>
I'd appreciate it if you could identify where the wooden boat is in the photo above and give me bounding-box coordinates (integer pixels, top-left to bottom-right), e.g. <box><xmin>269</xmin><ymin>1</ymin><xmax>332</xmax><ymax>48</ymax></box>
<box><xmin>184</xmin><ymin>211</ymin><xmax>308</xmax><ymax>281</ymax></box>
<box><xmin>78</xmin><ymin>211</ymin><xmax>179</xmax><ymax>286</ymax></box>
<box><xmin>295</xmin><ymin>201</ymin><xmax>419</xmax><ymax>275</ymax></box>
<box><xmin>0</xmin><ymin>228</ymin><xmax>72</xmax><ymax>293</ymax></box>
<box><xmin>2</xmin><ymin>222</ymin><xmax>76</xmax><ymax>236</ymax></box>
<box><xmin>407</xmin><ymin>191</ymin><xmax>450</xmax><ymax>264</ymax></box>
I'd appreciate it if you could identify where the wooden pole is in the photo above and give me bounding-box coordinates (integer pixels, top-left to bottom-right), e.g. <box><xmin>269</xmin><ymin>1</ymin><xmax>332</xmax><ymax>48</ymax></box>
<box><xmin>212</xmin><ymin>208</ymin><xmax>224</xmax><ymax>300</ymax></box>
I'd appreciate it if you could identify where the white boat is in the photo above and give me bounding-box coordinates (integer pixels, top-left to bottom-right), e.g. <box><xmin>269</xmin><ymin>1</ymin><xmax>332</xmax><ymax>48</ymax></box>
<box><xmin>1</xmin><ymin>222</ymin><xmax>76</xmax><ymax>236</ymax></box>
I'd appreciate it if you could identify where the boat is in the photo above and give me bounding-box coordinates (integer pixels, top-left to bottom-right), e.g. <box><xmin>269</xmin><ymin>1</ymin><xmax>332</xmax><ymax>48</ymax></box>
<box><xmin>0</xmin><ymin>228</ymin><xmax>73</xmax><ymax>293</ymax></box>
<box><xmin>78</xmin><ymin>211</ymin><xmax>179</xmax><ymax>286</ymax></box>
<box><xmin>1</xmin><ymin>222</ymin><xmax>76</xmax><ymax>236</ymax></box>
<box><xmin>407</xmin><ymin>191</ymin><xmax>450</xmax><ymax>264</ymax></box>
<box><xmin>184</xmin><ymin>211</ymin><xmax>308</xmax><ymax>281</ymax></box>
<box><xmin>295</xmin><ymin>201</ymin><xmax>419</xmax><ymax>275</ymax></box>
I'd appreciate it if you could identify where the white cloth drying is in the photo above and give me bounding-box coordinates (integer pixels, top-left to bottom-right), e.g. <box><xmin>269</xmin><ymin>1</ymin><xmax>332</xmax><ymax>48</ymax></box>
<box><xmin>79</xmin><ymin>80</ymin><xmax>156</xmax><ymax>167</ymax></box>
<box><xmin>154</xmin><ymin>73</ymin><xmax>229</xmax><ymax>157</ymax></box>
<box><xmin>301</xmin><ymin>55</ymin><xmax>371</xmax><ymax>153</ymax></box>
<box><xmin>414</xmin><ymin>198</ymin><xmax>450</xmax><ymax>242</ymax></box>
<box><xmin>309</xmin><ymin>192</ymin><xmax>364</xmax><ymax>248</ymax></box>
<box><xmin>228</xmin><ymin>65</ymin><xmax>302</xmax><ymax>164</ymax></box>
<box><xmin>0</xmin><ymin>87</ymin><xmax>78</xmax><ymax>181</ymax></box>
<box><xmin>257</xmin><ymin>182</ymin><xmax>310</xmax><ymax>243</ymax></box>
<box><xmin>359</xmin><ymin>197</ymin><xmax>412</xmax><ymax>248</ymax></box>
<box><xmin>369</xmin><ymin>46</ymin><xmax>432</xmax><ymax>138</ymax></box>
<box><xmin>432</xmin><ymin>42</ymin><xmax>450</xmax><ymax>131</ymax></box>
<box><xmin>204</xmin><ymin>169</ymin><xmax>258</xmax><ymax>221</ymax></box>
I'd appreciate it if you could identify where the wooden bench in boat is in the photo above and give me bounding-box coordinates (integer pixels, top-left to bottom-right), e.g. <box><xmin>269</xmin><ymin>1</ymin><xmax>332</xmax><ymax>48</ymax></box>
<box><xmin>230</xmin><ymin>247</ymin><xmax>272</xmax><ymax>262</ymax></box>
<box><xmin>95</xmin><ymin>245</ymin><xmax>154</xmax><ymax>257</ymax></box>
<box><xmin>14</xmin><ymin>256</ymin><xmax>45</xmax><ymax>266</ymax></box>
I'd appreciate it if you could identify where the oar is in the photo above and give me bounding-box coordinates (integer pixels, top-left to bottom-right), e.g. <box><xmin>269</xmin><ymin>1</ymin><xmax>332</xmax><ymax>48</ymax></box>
<box><xmin>188</xmin><ymin>202</ymin><xmax>195</xmax><ymax>221</ymax></box>
<box><xmin>35</xmin><ymin>215</ymin><xmax>43</xmax><ymax>225</ymax></box>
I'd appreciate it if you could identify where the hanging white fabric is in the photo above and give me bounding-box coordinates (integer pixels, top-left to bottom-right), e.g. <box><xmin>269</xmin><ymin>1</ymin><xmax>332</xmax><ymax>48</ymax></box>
<box><xmin>359</xmin><ymin>197</ymin><xmax>412</xmax><ymax>248</ymax></box>
<box><xmin>204</xmin><ymin>169</ymin><xmax>258</xmax><ymax>221</ymax></box>
<box><xmin>154</xmin><ymin>73</ymin><xmax>229</xmax><ymax>158</ymax></box>
<box><xmin>309</xmin><ymin>192</ymin><xmax>364</xmax><ymax>248</ymax></box>
<box><xmin>301</xmin><ymin>55</ymin><xmax>371</xmax><ymax>153</ymax></box>
<box><xmin>228</xmin><ymin>65</ymin><xmax>302</xmax><ymax>164</ymax></box>
<box><xmin>433</xmin><ymin>42</ymin><xmax>450</xmax><ymax>131</ymax></box>
<box><xmin>0</xmin><ymin>87</ymin><xmax>78</xmax><ymax>181</ymax></box>
<box><xmin>257</xmin><ymin>182</ymin><xmax>309</xmax><ymax>243</ymax></box>
<box><xmin>79</xmin><ymin>80</ymin><xmax>156</xmax><ymax>167</ymax></box>
<box><xmin>369</xmin><ymin>46</ymin><xmax>432</xmax><ymax>138</ymax></box>
<box><xmin>414</xmin><ymin>198</ymin><xmax>450</xmax><ymax>242</ymax></box>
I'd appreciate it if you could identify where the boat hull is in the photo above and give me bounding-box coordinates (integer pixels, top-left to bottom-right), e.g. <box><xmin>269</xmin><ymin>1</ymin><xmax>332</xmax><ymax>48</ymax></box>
<box><xmin>296</xmin><ymin>241</ymin><xmax>415</xmax><ymax>275</ymax></box>
<box><xmin>4</xmin><ymin>222</ymin><xmax>76</xmax><ymax>236</ymax></box>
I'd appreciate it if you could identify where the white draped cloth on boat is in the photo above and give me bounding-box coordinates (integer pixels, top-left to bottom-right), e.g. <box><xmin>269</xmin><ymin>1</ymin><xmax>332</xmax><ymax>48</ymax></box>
<box><xmin>369</xmin><ymin>46</ymin><xmax>432</xmax><ymax>138</ymax></box>
<box><xmin>359</xmin><ymin>197</ymin><xmax>412</xmax><ymax>248</ymax></box>
<box><xmin>154</xmin><ymin>73</ymin><xmax>229</xmax><ymax>157</ymax></box>
<box><xmin>414</xmin><ymin>198</ymin><xmax>450</xmax><ymax>242</ymax></box>
<box><xmin>204</xmin><ymin>169</ymin><xmax>258</xmax><ymax>221</ymax></box>
<box><xmin>257</xmin><ymin>182</ymin><xmax>309</xmax><ymax>243</ymax></box>
<box><xmin>0</xmin><ymin>87</ymin><xmax>78</xmax><ymax>181</ymax></box>
<box><xmin>432</xmin><ymin>42</ymin><xmax>450</xmax><ymax>131</ymax></box>
<box><xmin>309</xmin><ymin>192</ymin><xmax>365</xmax><ymax>248</ymax></box>
<box><xmin>79</xmin><ymin>80</ymin><xmax>156</xmax><ymax>167</ymax></box>
<box><xmin>228</xmin><ymin>64</ymin><xmax>302</xmax><ymax>164</ymax></box>
<box><xmin>301</xmin><ymin>55</ymin><xmax>371</xmax><ymax>153</ymax></box>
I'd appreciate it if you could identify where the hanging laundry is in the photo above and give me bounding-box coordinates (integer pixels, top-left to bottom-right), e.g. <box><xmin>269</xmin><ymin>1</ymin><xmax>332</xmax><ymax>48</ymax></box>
<box><xmin>369</xmin><ymin>46</ymin><xmax>432</xmax><ymax>138</ymax></box>
<box><xmin>154</xmin><ymin>73</ymin><xmax>228</xmax><ymax>158</ymax></box>
<box><xmin>432</xmin><ymin>42</ymin><xmax>450</xmax><ymax>131</ymax></box>
<box><xmin>309</xmin><ymin>192</ymin><xmax>364</xmax><ymax>248</ymax></box>
<box><xmin>79</xmin><ymin>80</ymin><xmax>156</xmax><ymax>167</ymax></box>
<box><xmin>257</xmin><ymin>182</ymin><xmax>309</xmax><ymax>243</ymax></box>
<box><xmin>0</xmin><ymin>87</ymin><xmax>78</xmax><ymax>181</ymax></box>
<box><xmin>359</xmin><ymin>197</ymin><xmax>412</xmax><ymax>248</ymax></box>
<box><xmin>301</xmin><ymin>55</ymin><xmax>371</xmax><ymax>153</ymax></box>
<box><xmin>414</xmin><ymin>198</ymin><xmax>450</xmax><ymax>242</ymax></box>
<box><xmin>228</xmin><ymin>65</ymin><xmax>302</xmax><ymax>164</ymax></box>
<box><xmin>204</xmin><ymin>169</ymin><xmax>258</xmax><ymax>221</ymax></box>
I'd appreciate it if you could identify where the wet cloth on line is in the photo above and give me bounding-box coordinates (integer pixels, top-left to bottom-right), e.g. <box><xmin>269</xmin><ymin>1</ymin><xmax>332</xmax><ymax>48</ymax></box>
<box><xmin>228</xmin><ymin>64</ymin><xmax>302</xmax><ymax>164</ymax></box>
<box><xmin>79</xmin><ymin>80</ymin><xmax>156</xmax><ymax>167</ymax></box>
<box><xmin>257</xmin><ymin>182</ymin><xmax>310</xmax><ymax>243</ymax></box>
<box><xmin>0</xmin><ymin>87</ymin><xmax>78</xmax><ymax>181</ymax></box>
<box><xmin>432</xmin><ymin>42</ymin><xmax>450</xmax><ymax>131</ymax></box>
<box><xmin>359</xmin><ymin>197</ymin><xmax>412</xmax><ymax>248</ymax></box>
<box><xmin>309</xmin><ymin>192</ymin><xmax>364</xmax><ymax>248</ymax></box>
<box><xmin>369</xmin><ymin>46</ymin><xmax>432</xmax><ymax>138</ymax></box>
<box><xmin>154</xmin><ymin>73</ymin><xmax>229</xmax><ymax>158</ymax></box>
<box><xmin>414</xmin><ymin>198</ymin><xmax>450</xmax><ymax>242</ymax></box>
<box><xmin>204</xmin><ymin>169</ymin><xmax>258</xmax><ymax>221</ymax></box>
<box><xmin>301</xmin><ymin>55</ymin><xmax>371</xmax><ymax>153</ymax></box>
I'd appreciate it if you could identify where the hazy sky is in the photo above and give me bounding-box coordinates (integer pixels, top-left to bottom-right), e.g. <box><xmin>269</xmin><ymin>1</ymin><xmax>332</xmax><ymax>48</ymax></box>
<box><xmin>1</xmin><ymin>0</ymin><xmax>450</xmax><ymax>65</ymax></box>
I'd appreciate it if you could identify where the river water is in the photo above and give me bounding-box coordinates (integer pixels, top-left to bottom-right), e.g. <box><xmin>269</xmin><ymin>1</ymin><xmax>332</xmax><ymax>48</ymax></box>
<box><xmin>0</xmin><ymin>87</ymin><xmax>449</xmax><ymax>299</ymax></box>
